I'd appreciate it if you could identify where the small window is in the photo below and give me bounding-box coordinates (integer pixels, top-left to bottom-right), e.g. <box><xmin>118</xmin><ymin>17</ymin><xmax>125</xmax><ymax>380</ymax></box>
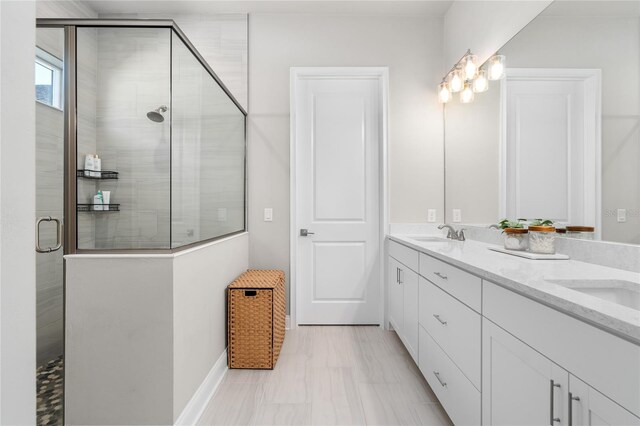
<box><xmin>35</xmin><ymin>47</ymin><xmax>63</xmax><ymax>109</ymax></box>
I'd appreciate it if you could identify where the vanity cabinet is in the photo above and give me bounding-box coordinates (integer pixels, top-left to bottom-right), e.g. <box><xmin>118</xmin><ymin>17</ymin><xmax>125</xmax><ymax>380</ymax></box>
<box><xmin>569</xmin><ymin>376</ymin><xmax>640</xmax><ymax>426</ymax></box>
<box><xmin>388</xmin><ymin>241</ymin><xmax>419</xmax><ymax>362</ymax></box>
<box><xmin>387</xmin><ymin>237</ymin><xmax>639</xmax><ymax>426</ymax></box>
<box><xmin>482</xmin><ymin>319</ymin><xmax>569</xmax><ymax>425</ymax></box>
<box><xmin>483</xmin><ymin>281</ymin><xmax>640</xmax><ymax>425</ymax></box>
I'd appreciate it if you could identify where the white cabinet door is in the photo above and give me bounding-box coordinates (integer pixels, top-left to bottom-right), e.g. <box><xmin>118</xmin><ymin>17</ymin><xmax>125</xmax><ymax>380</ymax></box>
<box><xmin>569</xmin><ymin>376</ymin><xmax>640</xmax><ymax>426</ymax></box>
<box><xmin>388</xmin><ymin>257</ymin><xmax>403</xmax><ymax>335</ymax></box>
<box><xmin>402</xmin><ymin>266</ymin><xmax>419</xmax><ymax>362</ymax></box>
<box><xmin>483</xmin><ymin>318</ymin><xmax>569</xmax><ymax>426</ymax></box>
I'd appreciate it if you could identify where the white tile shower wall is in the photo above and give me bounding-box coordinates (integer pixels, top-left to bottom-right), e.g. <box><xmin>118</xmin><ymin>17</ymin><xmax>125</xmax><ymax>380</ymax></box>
<box><xmin>99</xmin><ymin>12</ymin><xmax>248</xmax><ymax>111</ymax></box>
<box><xmin>90</xmin><ymin>27</ymin><xmax>172</xmax><ymax>249</ymax></box>
<box><xmin>171</xmin><ymin>33</ymin><xmax>246</xmax><ymax>247</ymax></box>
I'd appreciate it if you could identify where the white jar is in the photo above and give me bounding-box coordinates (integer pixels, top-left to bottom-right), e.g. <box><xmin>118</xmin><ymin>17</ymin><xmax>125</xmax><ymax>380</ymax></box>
<box><xmin>503</xmin><ymin>228</ymin><xmax>528</xmax><ymax>251</ymax></box>
<box><xmin>528</xmin><ymin>226</ymin><xmax>556</xmax><ymax>254</ymax></box>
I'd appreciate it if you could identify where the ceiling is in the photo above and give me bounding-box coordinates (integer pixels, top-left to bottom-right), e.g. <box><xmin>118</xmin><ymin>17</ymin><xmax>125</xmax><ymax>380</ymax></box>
<box><xmin>85</xmin><ymin>0</ymin><xmax>454</xmax><ymax>17</ymax></box>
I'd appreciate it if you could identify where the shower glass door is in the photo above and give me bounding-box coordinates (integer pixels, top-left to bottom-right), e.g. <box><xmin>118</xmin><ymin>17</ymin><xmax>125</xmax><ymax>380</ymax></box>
<box><xmin>35</xmin><ymin>26</ymin><xmax>66</xmax><ymax>425</ymax></box>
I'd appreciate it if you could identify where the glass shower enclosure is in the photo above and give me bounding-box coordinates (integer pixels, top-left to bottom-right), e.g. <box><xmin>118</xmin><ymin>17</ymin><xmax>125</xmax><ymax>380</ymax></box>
<box><xmin>41</xmin><ymin>19</ymin><xmax>247</xmax><ymax>253</ymax></box>
<box><xmin>34</xmin><ymin>19</ymin><xmax>246</xmax><ymax>424</ymax></box>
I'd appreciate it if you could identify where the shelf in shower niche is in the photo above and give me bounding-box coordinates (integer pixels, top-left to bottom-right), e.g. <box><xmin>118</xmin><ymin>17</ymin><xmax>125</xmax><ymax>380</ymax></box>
<box><xmin>77</xmin><ymin>204</ymin><xmax>120</xmax><ymax>212</ymax></box>
<box><xmin>77</xmin><ymin>170</ymin><xmax>119</xmax><ymax>180</ymax></box>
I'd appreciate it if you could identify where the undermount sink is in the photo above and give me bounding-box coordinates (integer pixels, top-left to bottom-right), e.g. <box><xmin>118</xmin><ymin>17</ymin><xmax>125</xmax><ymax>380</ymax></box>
<box><xmin>547</xmin><ymin>279</ymin><xmax>640</xmax><ymax>311</ymax></box>
<box><xmin>409</xmin><ymin>236</ymin><xmax>450</xmax><ymax>243</ymax></box>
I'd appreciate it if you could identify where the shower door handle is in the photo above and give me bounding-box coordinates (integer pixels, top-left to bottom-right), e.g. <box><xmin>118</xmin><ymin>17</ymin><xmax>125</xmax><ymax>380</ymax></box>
<box><xmin>36</xmin><ymin>217</ymin><xmax>63</xmax><ymax>253</ymax></box>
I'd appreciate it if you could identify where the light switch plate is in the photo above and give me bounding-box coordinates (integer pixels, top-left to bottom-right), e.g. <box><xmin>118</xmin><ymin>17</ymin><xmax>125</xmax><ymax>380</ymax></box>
<box><xmin>264</xmin><ymin>208</ymin><xmax>273</xmax><ymax>222</ymax></box>
<box><xmin>427</xmin><ymin>209</ymin><xmax>437</xmax><ymax>223</ymax></box>
<box><xmin>617</xmin><ymin>208</ymin><xmax>627</xmax><ymax>223</ymax></box>
<box><xmin>453</xmin><ymin>209</ymin><xmax>462</xmax><ymax>223</ymax></box>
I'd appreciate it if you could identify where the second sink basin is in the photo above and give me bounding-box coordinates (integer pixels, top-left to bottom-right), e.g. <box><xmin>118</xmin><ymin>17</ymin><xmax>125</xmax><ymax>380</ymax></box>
<box><xmin>409</xmin><ymin>236</ymin><xmax>450</xmax><ymax>243</ymax></box>
<box><xmin>547</xmin><ymin>279</ymin><xmax>640</xmax><ymax>311</ymax></box>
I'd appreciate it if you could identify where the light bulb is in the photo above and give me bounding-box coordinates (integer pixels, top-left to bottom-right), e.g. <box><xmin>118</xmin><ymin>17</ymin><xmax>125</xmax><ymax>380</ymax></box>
<box><xmin>462</xmin><ymin>54</ymin><xmax>478</xmax><ymax>80</ymax></box>
<box><xmin>488</xmin><ymin>54</ymin><xmax>506</xmax><ymax>80</ymax></box>
<box><xmin>449</xmin><ymin>68</ymin><xmax>464</xmax><ymax>93</ymax></box>
<box><xmin>473</xmin><ymin>69</ymin><xmax>489</xmax><ymax>93</ymax></box>
<box><xmin>460</xmin><ymin>81</ymin><xmax>474</xmax><ymax>104</ymax></box>
<box><xmin>438</xmin><ymin>81</ymin><xmax>452</xmax><ymax>103</ymax></box>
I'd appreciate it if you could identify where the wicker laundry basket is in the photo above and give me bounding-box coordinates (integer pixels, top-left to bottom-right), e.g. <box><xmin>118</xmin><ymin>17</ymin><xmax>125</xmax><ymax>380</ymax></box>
<box><xmin>227</xmin><ymin>269</ymin><xmax>286</xmax><ymax>369</ymax></box>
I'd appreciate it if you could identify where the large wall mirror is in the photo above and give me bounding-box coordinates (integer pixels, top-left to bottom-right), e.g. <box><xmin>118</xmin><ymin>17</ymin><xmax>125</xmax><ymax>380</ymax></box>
<box><xmin>445</xmin><ymin>0</ymin><xmax>640</xmax><ymax>245</ymax></box>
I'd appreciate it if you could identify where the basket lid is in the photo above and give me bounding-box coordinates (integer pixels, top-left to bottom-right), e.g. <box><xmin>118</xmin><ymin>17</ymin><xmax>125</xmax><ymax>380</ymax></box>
<box><xmin>228</xmin><ymin>269</ymin><xmax>285</xmax><ymax>289</ymax></box>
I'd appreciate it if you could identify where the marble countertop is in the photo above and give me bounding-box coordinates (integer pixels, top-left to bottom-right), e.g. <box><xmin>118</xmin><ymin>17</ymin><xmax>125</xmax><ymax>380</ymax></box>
<box><xmin>389</xmin><ymin>234</ymin><xmax>640</xmax><ymax>345</ymax></box>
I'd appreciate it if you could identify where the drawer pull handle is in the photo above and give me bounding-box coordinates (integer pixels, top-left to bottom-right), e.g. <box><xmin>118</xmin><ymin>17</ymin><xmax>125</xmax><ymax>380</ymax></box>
<box><xmin>433</xmin><ymin>314</ymin><xmax>447</xmax><ymax>325</ymax></box>
<box><xmin>568</xmin><ymin>392</ymin><xmax>580</xmax><ymax>426</ymax></box>
<box><xmin>434</xmin><ymin>272</ymin><xmax>448</xmax><ymax>280</ymax></box>
<box><xmin>433</xmin><ymin>371</ymin><xmax>447</xmax><ymax>387</ymax></box>
<box><xmin>550</xmin><ymin>380</ymin><xmax>561</xmax><ymax>425</ymax></box>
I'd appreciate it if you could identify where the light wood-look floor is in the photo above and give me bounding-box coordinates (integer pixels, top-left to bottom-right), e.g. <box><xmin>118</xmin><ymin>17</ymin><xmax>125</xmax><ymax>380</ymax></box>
<box><xmin>199</xmin><ymin>326</ymin><xmax>453</xmax><ymax>426</ymax></box>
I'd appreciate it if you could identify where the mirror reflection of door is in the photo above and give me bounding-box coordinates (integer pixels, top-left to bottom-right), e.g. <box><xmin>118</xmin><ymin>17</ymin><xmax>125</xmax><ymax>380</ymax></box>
<box><xmin>501</xmin><ymin>69</ymin><xmax>601</xmax><ymax>235</ymax></box>
<box><xmin>35</xmin><ymin>27</ymin><xmax>65</xmax><ymax>425</ymax></box>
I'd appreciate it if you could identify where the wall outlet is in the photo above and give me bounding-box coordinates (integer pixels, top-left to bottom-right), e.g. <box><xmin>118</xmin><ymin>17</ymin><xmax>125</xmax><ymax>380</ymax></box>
<box><xmin>617</xmin><ymin>208</ymin><xmax>627</xmax><ymax>223</ymax></box>
<box><xmin>427</xmin><ymin>209</ymin><xmax>437</xmax><ymax>223</ymax></box>
<box><xmin>264</xmin><ymin>208</ymin><xmax>273</xmax><ymax>222</ymax></box>
<box><xmin>453</xmin><ymin>209</ymin><xmax>462</xmax><ymax>223</ymax></box>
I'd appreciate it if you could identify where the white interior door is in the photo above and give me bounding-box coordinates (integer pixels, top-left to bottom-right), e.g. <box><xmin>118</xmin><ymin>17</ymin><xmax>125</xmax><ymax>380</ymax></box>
<box><xmin>293</xmin><ymin>69</ymin><xmax>383</xmax><ymax>325</ymax></box>
<box><xmin>502</xmin><ymin>69</ymin><xmax>601</xmax><ymax>230</ymax></box>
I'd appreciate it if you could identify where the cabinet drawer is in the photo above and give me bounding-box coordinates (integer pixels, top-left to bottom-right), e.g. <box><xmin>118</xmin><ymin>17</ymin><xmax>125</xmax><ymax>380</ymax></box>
<box><xmin>419</xmin><ymin>253</ymin><xmax>481</xmax><ymax>312</ymax></box>
<box><xmin>419</xmin><ymin>326</ymin><xmax>481</xmax><ymax>426</ymax></box>
<box><xmin>419</xmin><ymin>277</ymin><xmax>481</xmax><ymax>389</ymax></box>
<box><xmin>389</xmin><ymin>240</ymin><xmax>419</xmax><ymax>271</ymax></box>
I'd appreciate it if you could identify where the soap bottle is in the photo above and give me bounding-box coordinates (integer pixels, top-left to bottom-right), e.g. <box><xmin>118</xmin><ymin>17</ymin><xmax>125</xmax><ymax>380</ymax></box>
<box><xmin>84</xmin><ymin>154</ymin><xmax>95</xmax><ymax>177</ymax></box>
<box><xmin>93</xmin><ymin>155</ymin><xmax>101</xmax><ymax>178</ymax></box>
<box><xmin>93</xmin><ymin>191</ymin><xmax>103</xmax><ymax>211</ymax></box>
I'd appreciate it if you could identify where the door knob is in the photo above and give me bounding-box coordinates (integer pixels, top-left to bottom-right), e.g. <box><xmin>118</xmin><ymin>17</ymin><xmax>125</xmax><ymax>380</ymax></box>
<box><xmin>299</xmin><ymin>229</ymin><xmax>315</xmax><ymax>237</ymax></box>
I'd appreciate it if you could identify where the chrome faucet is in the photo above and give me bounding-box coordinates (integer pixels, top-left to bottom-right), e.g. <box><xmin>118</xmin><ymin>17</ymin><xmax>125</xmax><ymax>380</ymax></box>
<box><xmin>488</xmin><ymin>224</ymin><xmax>501</xmax><ymax>230</ymax></box>
<box><xmin>438</xmin><ymin>224</ymin><xmax>466</xmax><ymax>241</ymax></box>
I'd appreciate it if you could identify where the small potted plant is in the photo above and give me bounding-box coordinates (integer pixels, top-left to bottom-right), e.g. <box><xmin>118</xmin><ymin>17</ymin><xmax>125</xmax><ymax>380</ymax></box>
<box><xmin>498</xmin><ymin>219</ymin><xmax>528</xmax><ymax>251</ymax></box>
<box><xmin>527</xmin><ymin>219</ymin><xmax>556</xmax><ymax>254</ymax></box>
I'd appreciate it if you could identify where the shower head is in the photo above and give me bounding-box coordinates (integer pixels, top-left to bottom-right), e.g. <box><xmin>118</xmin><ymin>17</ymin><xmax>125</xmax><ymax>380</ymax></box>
<box><xmin>147</xmin><ymin>105</ymin><xmax>167</xmax><ymax>123</ymax></box>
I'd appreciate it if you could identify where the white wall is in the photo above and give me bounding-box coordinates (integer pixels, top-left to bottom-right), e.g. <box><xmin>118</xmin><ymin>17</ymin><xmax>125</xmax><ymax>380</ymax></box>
<box><xmin>443</xmin><ymin>0</ymin><xmax>552</xmax><ymax>67</ymax></box>
<box><xmin>0</xmin><ymin>1</ymin><xmax>36</xmax><ymax>424</ymax></box>
<box><xmin>248</xmin><ymin>13</ymin><xmax>445</xmax><ymax>311</ymax></box>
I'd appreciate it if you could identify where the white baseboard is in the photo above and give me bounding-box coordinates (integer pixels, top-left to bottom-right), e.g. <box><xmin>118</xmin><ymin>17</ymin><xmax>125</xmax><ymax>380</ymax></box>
<box><xmin>285</xmin><ymin>315</ymin><xmax>291</xmax><ymax>330</ymax></box>
<box><xmin>175</xmin><ymin>349</ymin><xmax>228</xmax><ymax>425</ymax></box>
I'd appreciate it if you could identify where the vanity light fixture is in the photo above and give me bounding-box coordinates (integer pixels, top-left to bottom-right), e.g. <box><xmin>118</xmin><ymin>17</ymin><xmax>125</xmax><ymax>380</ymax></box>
<box><xmin>438</xmin><ymin>49</ymin><xmax>505</xmax><ymax>104</ymax></box>
<box><xmin>438</xmin><ymin>81</ymin><xmax>452</xmax><ymax>103</ymax></box>
<box><xmin>460</xmin><ymin>81</ymin><xmax>475</xmax><ymax>103</ymax></box>
<box><xmin>449</xmin><ymin>66</ymin><xmax>464</xmax><ymax>93</ymax></box>
<box><xmin>473</xmin><ymin>69</ymin><xmax>489</xmax><ymax>93</ymax></box>
<box><xmin>488</xmin><ymin>54</ymin><xmax>506</xmax><ymax>80</ymax></box>
<box><xmin>462</xmin><ymin>54</ymin><xmax>478</xmax><ymax>80</ymax></box>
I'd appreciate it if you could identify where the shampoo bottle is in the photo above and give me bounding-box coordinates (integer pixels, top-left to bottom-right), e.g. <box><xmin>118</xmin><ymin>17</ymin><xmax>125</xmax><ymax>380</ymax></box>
<box><xmin>93</xmin><ymin>155</ymin><xmax>102</xmax><ymax>178</ymax></box>
<box><xmin>93</xmin><ymin>191</ymin><xmax>103</xmax><ymax>211</ymax></box>
<box><xmin>84</xmin><ymin>154</ymin><xmax>95</xmax><ymax>177</ymax></box>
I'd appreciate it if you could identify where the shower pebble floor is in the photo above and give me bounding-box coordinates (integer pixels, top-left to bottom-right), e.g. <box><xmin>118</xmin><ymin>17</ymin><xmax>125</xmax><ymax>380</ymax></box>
<box><xmin>37</xmin><ymin>356</ymin><xmax>63</xmax><ymax>426</ymax></box>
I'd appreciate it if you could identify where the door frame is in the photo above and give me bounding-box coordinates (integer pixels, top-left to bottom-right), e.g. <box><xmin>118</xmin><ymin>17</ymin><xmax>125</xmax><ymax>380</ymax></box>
<box><xmin>289</xmin><ymin>67</ymin><xmax>389</xmax><ymax>328</ymax></box>
<box><xmin>499</xmin><ymin>68</ymin><xmax>602</xmax><ymax>236</ymax></box>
